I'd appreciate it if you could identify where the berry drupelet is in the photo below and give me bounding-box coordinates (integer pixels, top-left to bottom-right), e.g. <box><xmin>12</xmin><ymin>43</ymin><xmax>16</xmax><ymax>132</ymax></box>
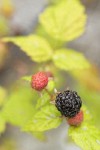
<box><xmin>55</xmin><ymin>90</ymin><xmax>82</xmax><ymax>118</ymax></box>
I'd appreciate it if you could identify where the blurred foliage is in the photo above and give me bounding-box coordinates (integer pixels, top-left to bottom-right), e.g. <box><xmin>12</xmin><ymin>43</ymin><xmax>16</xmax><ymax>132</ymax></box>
<box><xmin>0</xmin><ymin>0</ymin><xmax>100</xmax><ymax>149</ymax></box>
<box><xmin>52</xmin><ymin>49</ymin><xmax>90</xmax><ymax>70</ymax></box>
<box><xmin>3</xmin><ymin>35</ymin><xmax>53</xmax><ymax>62</ymax></box>
<box><xmin>72</xmin><ymin>66</ymin><xmax>100</xmax><ymax>91</ymax></box>
<box><xmin>39</xmin><ymin>0</ymin><xmax>86</xmax><ymax>42</ymax></box>
<box><xmin>23</xmin><ymin>104</ymin><xmax>62</xmax><ymax>132</ymax></box>
<box><xmin>0</xmin><ymin>42</ymin><xmax>8</xmax><ymax>70</ymax></box>
<box><xmin>2</xmin><ymin>85</ymin><xmax>36</xmax><ymax>127</ymax></box>
<box><xmin>69</xmin><ymin>106</ymin><xmax>100</xmax><ymax>150</ymax></box>
<box><xmin>36</xmin><ymin>25</ymin><xmax>64</xmax><ymax>49</ymax></box>
<box><xmin>0</xmin><ymin>16</ymin><xmax>9</xmax><ymax>36</ymax></box>
<box><xmin>3</xmin><ymin>35</ymin><xmax>90</xmax><ymax>70</ymax></box>
<box><xmin>71</xmin><ymin>65</ymin><xmax>100</xmax><ymax>127</ymax></box>
<box><xmin>0</xmin><ymin>0</ymin><xmax>14</xmax><ymax>18</ymax></box>
<box><xmin>76</xmin><ymin>84</ymin><xmax>100</xmax><ymax>127</ymax></box>
<box><xmin>0</xmin><ymin>138</ymin><xmax>16</xmax><ymax>150</ymax></box>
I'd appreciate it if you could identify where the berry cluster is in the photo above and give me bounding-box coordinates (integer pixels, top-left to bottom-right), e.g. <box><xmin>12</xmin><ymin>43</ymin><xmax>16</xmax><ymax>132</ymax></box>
<box><xmin>55</xmin><ymin>90</ymin><xmax>83</xmax><ymax>126</ymax></box>
<box><xmin>31</xmin><ymin>72</ymin><xmax>83</xmax><ymax>126</ymax></box>
<box><xmin>55</xmin><ymin>90</ymin><xmax>82</xmax><ymax>117</ymax></box>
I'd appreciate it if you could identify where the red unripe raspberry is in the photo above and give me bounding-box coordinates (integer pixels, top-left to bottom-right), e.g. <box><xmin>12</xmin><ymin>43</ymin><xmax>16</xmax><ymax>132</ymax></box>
<box><xmin>67</xmin><ymin>110</ymin><xmax>83</xmax><ymax>126</ymax></box>
<box><xmin>31</xmin><ymin>72</ymin><xmax>48</xmax><ymax>91</ymax></box>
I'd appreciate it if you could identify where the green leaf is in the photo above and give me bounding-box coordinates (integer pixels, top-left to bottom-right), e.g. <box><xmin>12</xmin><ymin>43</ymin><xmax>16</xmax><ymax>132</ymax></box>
<box><xmin>36</xmin><ymin>25</ymin><xmax>65</xmax><ymax>49</ymax></box>
<box><xmin>46</xmin><ymin>80</ymin><xmax>55</xmax><ymax>92</ymax></box>
<box><xmin>69</xmin><ymin>124</ymin><xmax>100</xmax><ymax>150</ymax></box>
<box><xmin>0</xmin><ymin>86</ymin><xmax>7</xmax><ymax>106</ymax></box>
<box><xmin>81</xmin><ymin>105</ymin><xmax>92</xmax><ymax>123</ymax></box>
<box><xmin>36</xmin><ymin>92</ymin><xmax>50</xmax><ymax>109</ymax></box>
<box><xmin>3</xmin><ymin>35</ymin><xmax>53</xmax><ymax>62</ymax></box>
<box><xmin>2</xmin><ymin>86</ymin><xmax>36</xmax><ymax>127</ymax></box>
<box><xmin>69</xmin><ymin>106</ymin><xmax>100</xmax><ymax>150</ymax></box>
<box><xmin>52</xmin><ymin>49</ymin><xmax>90</xmax><ymax>70</ymax></box>
<box><xmin>39</xmin><ymin>0</ymin><xmax>86</xmax><ymax>41</ymax></box>
<box><xmin>23</xmin><ymin>105</ymin><xmax>62</xmax><ymax>132</ymax></box>
<box><xmin>76</xmin><ymin>84</ymin><xmax>100</xmax><ymax>127</ymax></box>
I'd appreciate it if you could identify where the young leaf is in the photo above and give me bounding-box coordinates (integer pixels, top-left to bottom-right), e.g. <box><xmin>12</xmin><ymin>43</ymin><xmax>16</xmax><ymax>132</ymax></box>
<box><xmin>69</xmin><ymin>123</ymin><xmax>100</xmax><ymax>150</ymax></box>
<box><xmin>2</xmin><ymin>86</ymin><xmax>36</xmax><ymax>127</ymax></box>
<box><xmin>36</xmin><ymin>92</ymin><xmax>50</xmax><ymax>109</ymax></box>
<box><xmin>36</xmin><ymin>25</ymin><xmax>65</xmax><ymax>49</ymax></box>
<box><xmin>3</xmin><ymin>35</ymin><xmax>53</xmax><ymax>62</ymax></box>
<box><xmin>23</xmin><ymin>104</ymin><xmax>62</xmax><ymax>132</ymax></box>
<box><xmin>39</xmin><ymin>0</ymin><xmax>86</xmax><ymax>41</ymax></box>
<box><xmin>69</xmin><ymin>106</ymin><xmax>100</xmax><ymax>150</ymax></box>
<box><xmin>52</xmin><ymin>49</ymin><xmax>90</xmax><ymax>70</ymax></box>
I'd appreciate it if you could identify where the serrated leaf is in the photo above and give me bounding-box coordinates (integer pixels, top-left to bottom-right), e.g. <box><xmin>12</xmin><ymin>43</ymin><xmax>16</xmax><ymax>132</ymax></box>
<box><xmin>36</xmin><ymin>92</ymin><xmax>50</xmax><ymax>109</ymax></box>
<box><xmin>36</xmin><ymin>25</ymin><xmax>65</xmax><ymax>49</ymax></box>
<box><xmin>0</xmin><ymin>86</ymin><xmax>7</xmax><ymax>106</ymax></box>
<box><xmin>23</xmin><ymin>105</ymin><xmax>62</xmax><ymax>132</ymax></box>
<box><xmin>69</xmin><ymin>124</ymin><xmax>100</xmax><ymax>150</ymax></box>
<box><xmin>69</xmin><ymin>106</ymin><xmax>100</xmax><ymax>150</ymax></box>
<box><xmin>2</xmin><ymin>86</ymin><xmax>36</xmax><ymax>127</ymax></box>
<box><xmin>52</xmin><ymin>49</ymin><xmax>90</xmax><ymax>70</ymax></box>
<box><xmin>39</xmin><ymin>0</ymin><xmax>86</xmax><ymax>41</ymax></box>
<box><xmin>3</xmin><ymin>35</ymin><xmax>53</xmax><ymax>62</ymax></box>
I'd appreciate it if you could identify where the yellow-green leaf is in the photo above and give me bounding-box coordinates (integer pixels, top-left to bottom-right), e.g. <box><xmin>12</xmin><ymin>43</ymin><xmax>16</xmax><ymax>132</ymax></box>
<box><xmin>3</xmin><ymin>35</ymin><xmax>53</xmax><ymax>62</ymax></box>
<box><xmin>2</xmin><ymin>86</ymin><xmax>36</xmax><ymax>127</ymax></box>
<box><xmin>52</xmin><ymin>49</ymin><xmax>90</xmax><ymax>70</ymax></box>
<box><xmin>39</xmin><ymin>0</ymin><xmax>86</xmax><ymax>41</ymax></box>
<box><xmin>69</xmin><ymin>106</ymin><xmax>100</xmax><ymax>150</ymax></box>
<box><xmin>36</xmin><ymin>92</ymin><xmax>50</xmax><ymax>109</ymax></box>
<box><xmin>46</xmin><ymin>80</ymin><xmax>55</xmax><ymax>92</ymax></box>
<box><xmin>23</xmin><ymin>105</ymin><xmax>62</xmax><ymax>132</ymax></box>
<box><xmin>69</xmin><ymin>124</ymin><xmax>100</xmax><ymax>150</ymax></box>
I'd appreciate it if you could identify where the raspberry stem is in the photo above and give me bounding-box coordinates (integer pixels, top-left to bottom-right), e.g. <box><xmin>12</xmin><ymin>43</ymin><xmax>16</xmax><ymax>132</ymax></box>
<box><xmin>44</xmin><ymin>88</ymin><xmax>54</xmax><ymax>101</ymax></box>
